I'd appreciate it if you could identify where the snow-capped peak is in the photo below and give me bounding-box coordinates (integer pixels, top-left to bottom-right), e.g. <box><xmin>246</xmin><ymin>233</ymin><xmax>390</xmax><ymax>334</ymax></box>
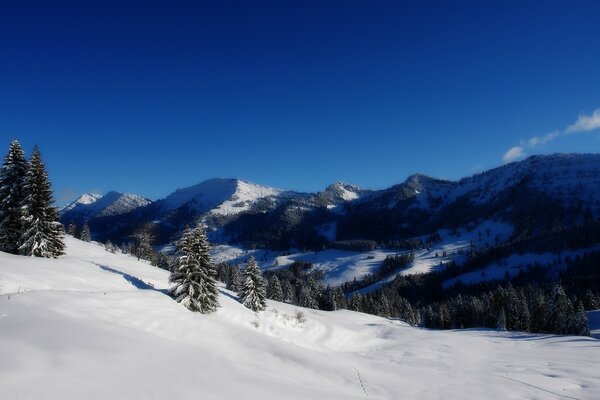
<box><xmin>324</xmin><ymin>182</ymin><xmax>361</xmax><ymax>201</ymax></box>
<box><xmin>61</xmin><ymin>193</ymin><xmax>102</xmax><ymax>212</ymax></box>
<box><xmin>60</xmin><ymin>191</ymin><xmax>151</xmax><ymax>223</ymax></box>
<box><xmin>162</xmin><ymin>178</ymin><xmax>282</xmax><ymax>216</ymax></box>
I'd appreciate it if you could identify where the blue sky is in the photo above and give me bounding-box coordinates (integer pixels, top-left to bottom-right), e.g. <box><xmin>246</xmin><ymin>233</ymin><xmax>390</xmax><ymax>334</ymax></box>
<box><xmin>1</xmin><ymin>1</ymin><xmax>600</xmax><ymax>203</ymax></box>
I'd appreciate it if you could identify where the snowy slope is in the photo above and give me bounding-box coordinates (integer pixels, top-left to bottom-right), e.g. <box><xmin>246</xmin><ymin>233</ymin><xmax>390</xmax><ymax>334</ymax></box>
<box><xmin>162</xmin><ymin>178</ymin><xmax>282</xmax><ymax>215</ymax></box>
<box><xmin>1</xmin><ymin>238</ymin><xmax>599</xmax><ymax>399</ymax></box>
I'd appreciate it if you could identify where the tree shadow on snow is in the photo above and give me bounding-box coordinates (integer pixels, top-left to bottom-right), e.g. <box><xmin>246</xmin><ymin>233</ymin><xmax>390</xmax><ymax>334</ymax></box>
<box><xmin>96</xmin><ymin>264</ymin><xmax>169</xmax><ymax>294</ymax></box>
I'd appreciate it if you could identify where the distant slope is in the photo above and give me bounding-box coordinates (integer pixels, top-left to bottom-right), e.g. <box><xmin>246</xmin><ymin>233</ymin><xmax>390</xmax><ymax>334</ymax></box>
<box><xmin>0</xmin><ymin>238</ymin><xmax>599</xmax><ymax>400</ymax></box>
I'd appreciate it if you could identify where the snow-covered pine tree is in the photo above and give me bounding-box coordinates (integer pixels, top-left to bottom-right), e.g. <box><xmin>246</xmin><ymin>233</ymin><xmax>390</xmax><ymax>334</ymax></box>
<box><xmin>282</xmin><ymin>279</ymin><xmax>295</xmax><ymax>303</ymax></box>
<box><xmin>571</xmin><ymin>300</ymin><xmax>590</xmax><ymax>337</ymax></box>
<box><xmin>169</xmin><ymin>225</ymin><xmax>220</xmax><ymax>313</ymax></box>
<box><xmin>497</xmin><ymin>307</ymin><xmax>507</xmax><ymax>331</ymax></box>
<box><xmin>267</xmin><ymin>274</ymin><xmax>284</xmax><ymax>302</ymax></box>
<box><xmin>0</xmin><ymin>140</ymin><xmax>28</xmax><ymax>254</ymax></box>
<box><xmin>547</xmin><ymin>284</ymin><xmax>571</xmax><ymax>334</ymax></box>
<box><xmin>239</xmin><ymin>256</ymin><xmax>267</xmax><ymax>312</ymax></box>
<box><xmin>299</xmin><ymin>284</ymin><xmax>319</xmax><ymax>310</ymax></box>
<box><xmin>18</xmin><ymin>146</ymin><xmax>65</xmax><ymax>258</ymax></box>
<box><xmin>67</xmin><ymin>221</ymin><xmax>78</xmax><ymax>237</ymax></box>
<box><xmin>80</xmin><ymin>223</ymin><xmax>91</xmax><ymax>242</ymax></box>
<box><xmin>227</xmin><ymin>265</ymin><xmax>242</xmax><ymax>293</ymax></box>
<box><xmin>348</xmin><ymin>292</ymin><xmax>362</xmax><ymax>311</ymax></box>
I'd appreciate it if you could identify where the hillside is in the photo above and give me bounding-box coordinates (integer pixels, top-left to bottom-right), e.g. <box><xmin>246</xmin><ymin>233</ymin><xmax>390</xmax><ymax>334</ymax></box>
<box><xmin>1</xmin><ymin>238</ymin><xmax>599</xmax><ymax>399</ymax></box>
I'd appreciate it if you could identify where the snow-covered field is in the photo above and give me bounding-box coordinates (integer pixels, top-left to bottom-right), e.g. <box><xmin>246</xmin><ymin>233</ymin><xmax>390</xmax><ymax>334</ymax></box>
<box><xmin>211</xmin><ymin>220</ymin><xmax>514</xmax><ymax>290</ymax></box>
<box><xmin>1</xmin><ymin>237</ymin><xmax>599</xmax><ymax>400</ymax></box>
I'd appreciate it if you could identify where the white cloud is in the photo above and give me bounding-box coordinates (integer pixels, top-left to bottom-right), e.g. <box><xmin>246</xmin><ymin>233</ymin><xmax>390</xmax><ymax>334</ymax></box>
<box><xmin>526</xmin><ymin>130</ymin><xmax>561</xmax><ymax>148</ymax></box>
<box><xmin>502</xmin><ymin>146</ymin><xmax>526</xmax><ymax>163</ymax></box>
<box><xmin>501</xmin><ymin>107</ymin><xmax>600</xmax><ymax>163</ymax></box>
<box><xmin>566</xmin><ymin>109</ymin><xmax>600</xmax><ymax>133</ymax></box>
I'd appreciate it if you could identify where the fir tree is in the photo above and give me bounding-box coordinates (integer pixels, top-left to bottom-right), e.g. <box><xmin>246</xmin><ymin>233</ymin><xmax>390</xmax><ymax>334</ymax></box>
<box><xmin>67</xmin><ymin>221</ymin><xmax>78</xmax><ymax>237</ymax></box>
<box><xmin>572</xmin><ymin>300</ymin><xmax>590</xmax><ymax>336</ymax></box>
<box><xmin>19</xmin><ymin>146</ymin><xmax>65</xmax><ymax>258</ymax></box>
<box><xmin>547</xmin><ymin>285</ymin><xmax>571</xmax><ymax>334</ymax></box>
<box><xmin>497</xmin><ymin>308</ymin><xmax>507</xmax><ymax>331</ymax></box>
<box><xmin>267</xmin><ymin>274</ymin><xmax>284</xmax><ymax>302</ymax></box>
<box><xmin>376</xmin><ymin>292</ymin><xmax>391</xmax><ymax>317</ymax></box>
<box><xmin>282</xmin><ymin>279</ymin><xmax>295</xmax><ymax>303</ymax></box>
<box><xmin>239</xmin><ymin>256</ymin><xmax>267</xmax><ymax>312</ymax></box>
<box><xmin>0</xmin><ymin>140</ymin><xmax>28</xmax><ymax>254</ymax></box>
<box><xmin>299</xmin><ymin>284</ymin><xmax>319</xmax><ymax>309</ymax></box>
<box><xmin>169</xmin><ymin>225</ymin><xmax>220</xmax><ymax>313</ymax></box>
<box><xmin>227</xmin><ymin>265</ymin><xmax>242</xmax><ymax>293</ymax></box>
<box><xmin>80</xmin><ymin>223</ymin><xmax>91</xmax><ymax>242</ymax></box>
<box><xmin>348</xmin><ymin>292</ymin><xmax>362</xmax><ymax>311</ymax></box>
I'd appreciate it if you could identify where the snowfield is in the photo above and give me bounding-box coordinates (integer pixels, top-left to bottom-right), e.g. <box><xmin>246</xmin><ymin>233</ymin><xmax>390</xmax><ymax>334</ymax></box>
<box><xmin>211</xmin><ymin>220</ymin><xmax>514</xmax><ymax>290</ymax></box>
<box><xmin>1</xmin><ymin>237</ymin><xmax>599</xmax><ymax>400</ymax></box>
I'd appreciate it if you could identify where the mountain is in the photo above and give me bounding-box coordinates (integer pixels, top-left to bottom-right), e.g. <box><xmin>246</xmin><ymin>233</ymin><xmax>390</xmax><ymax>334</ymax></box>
<box><xmin>78</xmin><ymin>154</ymin><xmax>600</xmax><ymax>250</ymax></box>
<box><xmin>60</xmin><ymin>191</ymin><xmax>151</xmax><ymax>226</ymax></box>
<box><xmin>161</xmin><ymin>178</ymin><xmax>284</xmax><ymax>215</ymax></box>
<box><xmin>1</xmin><ymin>237</ymin><xmax>598</xmax><ymax>400</ymax></box>
<box><xmin>61</xmin><ymin>193</ymin><xmax>102</xmax><ymax>212</ymax></box>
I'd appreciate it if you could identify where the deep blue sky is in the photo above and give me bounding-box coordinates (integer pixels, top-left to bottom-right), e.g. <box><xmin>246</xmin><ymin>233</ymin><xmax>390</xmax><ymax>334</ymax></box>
<box><xmin>2</xmin><ymin>1</ymin><xmax>600</xmax><ymax>203</ymax></box>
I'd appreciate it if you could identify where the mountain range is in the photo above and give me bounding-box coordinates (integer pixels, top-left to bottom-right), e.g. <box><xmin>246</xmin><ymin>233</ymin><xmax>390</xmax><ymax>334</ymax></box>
<box><xmin>60</xmin><ymin>153</ymin><xmax>600</xmax><ymax>249</ymax></box>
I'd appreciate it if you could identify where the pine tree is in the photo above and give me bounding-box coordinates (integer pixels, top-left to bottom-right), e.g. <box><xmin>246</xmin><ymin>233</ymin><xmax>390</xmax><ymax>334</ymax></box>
<box><xmin>571</xmin><ymin>300</ymin><xmax>590</xmax><ymax>336</ymax></box>
<box><xmin>169</xmin><ymin>225</ymin><xmax>220</xmax><ymax>313</ymax></box>
<box><xmin>348</xmin><ymin>292</ymin><xmax>362</xmax><ymax>311</ymax></box>
<box><xmin>80</xmin><ymin>223</ymin><xmax>91</xmax><ymax>242</ymax></box>
<box><xmin>282</xmin><ymin>279</ymin><xmax>295</xmax><ymax>303</ymax></box>
<box><xmin>0</xmin><ymin>140</ymin><xmax>28</xmax><ymax>254</ymax></box>
<box><xmin>299</xmin><ymin>283</ymin><xmax>319</xmax><ymax>310</ymax></box>
<box><xmin>267</xmin><ymin>274</ymin><xmax>284</xmax><ymax>302</ymax></box>
<box><xmin>227</xmin><ymin>265</ymin><xmax>242</xmax><ymax>293</ymax></box>
<box><xmin>547</xmin><ymin>284</ymin><xmax>571</xmax><ymax>334</ymax></box>
<box><xmin>67</xmin><ymin>221</ymin><xmax>78</xmax><ymax>237</ymax></box>
<box><xmin>497</xmin><ymin>307</ymin><xmax>507</xmax><ymax>331</ymax></box>
<box><xmin>376</xmin><ymin>292</ymin><xmax>391</xmax><ymax>317</ymax></box>
<box><xmin>19</xmin><ymin>146</ymin><xmax>65</xmax><ymax>258</ymax></box>
<box><xmin>239</xmin><ymin>256</ymin><xmax>267</xmax><ymax>312</ymax></box>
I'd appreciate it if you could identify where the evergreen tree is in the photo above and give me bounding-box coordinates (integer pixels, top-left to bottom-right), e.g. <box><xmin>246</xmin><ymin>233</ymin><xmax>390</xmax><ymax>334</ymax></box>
<box><xmin>67</xmin><ymin>221</ymin><xmax>78</xmax><ymax>237</ymax></box>
<box><xmin>267</xmin><ymin>274</ymin><xmax>284</xmax><ymax>302</ymax></box>
<box><xmin>239</xmin><ymin>256</ymin><xmax>267</xmax><ymax>312</ymax></box>
<box><xmin>227</xmin><ymin>265</ymin><xmax>242</xmax><ymax>293</ymax></box>
<box><xmin>547</xmin><ymin>285</ymin><xmax>571</xmax><ymax>334</ymax></box>
<box><xmin>169</xmin><ymin>225</ymin><xmax>220</xmax><ymax>313</ymax></box>
<box><xmin>282</xmin><ymin>279</ymin><xmax>295</xmax><ymax>303</ymax></box>
<box><xmin>18</xmin><ymin>146</ymin><xmax>65</xmax><ymax>258</ymax></box>
<box><xmin>497</xmin><ymin>307</ymin><xmax>507</xmax><ymax>331</ymax></box>
<box><xmin>0</xmin><ymin>139</ymin><xmax>28</xmax><ymax>254</ymax></box>
<box><xmin>571</xmin><ymin>300</ymin><xmax>590</xmax><ymax>336</ymax></box>
<box><xmin>133</xmin><ymin>222</ymin><xmax>154</xmax><ymax>261</ymax></box>
<box><xmin>376</xmin><ymin>292</ymin><xmax>391</xmax><ymax>317</ymax></box>
<box><xmin>299</xmin><ymin>284</ymin><xmax>319</xmax><ymax>309</ymax></box>
<box><xmin>80</xmin><ymin>223</ymin><xmax>91</xmax><ymax>242</ymax></box>
<box><xmin>348</xmin><ymin>292</ymin><xmax>363</xmax><ymax>312</ymax></box>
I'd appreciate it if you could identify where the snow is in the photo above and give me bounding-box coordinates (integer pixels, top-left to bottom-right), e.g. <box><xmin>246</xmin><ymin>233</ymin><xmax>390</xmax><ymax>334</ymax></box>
<box><xmin>211</xmin><ymin>220</ymin><xmax>515</xmax><ymax>289</ymax></box>
<box><xmin>162</xmin><ymin>178</ymin><xmax>281</xmax><ymax>216</ymax></box>
<box><xmin>1</xmin><ymin>238</ymin><xmax>599</xmax><ymax>399</ymax></box>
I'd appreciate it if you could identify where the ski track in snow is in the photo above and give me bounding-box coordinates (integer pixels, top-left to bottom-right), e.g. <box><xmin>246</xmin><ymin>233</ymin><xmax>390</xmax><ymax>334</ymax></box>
<box><xmin>492</xmin><ymin>373</ymin><xmax>581</xmax><ymax>400</ymax></box>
